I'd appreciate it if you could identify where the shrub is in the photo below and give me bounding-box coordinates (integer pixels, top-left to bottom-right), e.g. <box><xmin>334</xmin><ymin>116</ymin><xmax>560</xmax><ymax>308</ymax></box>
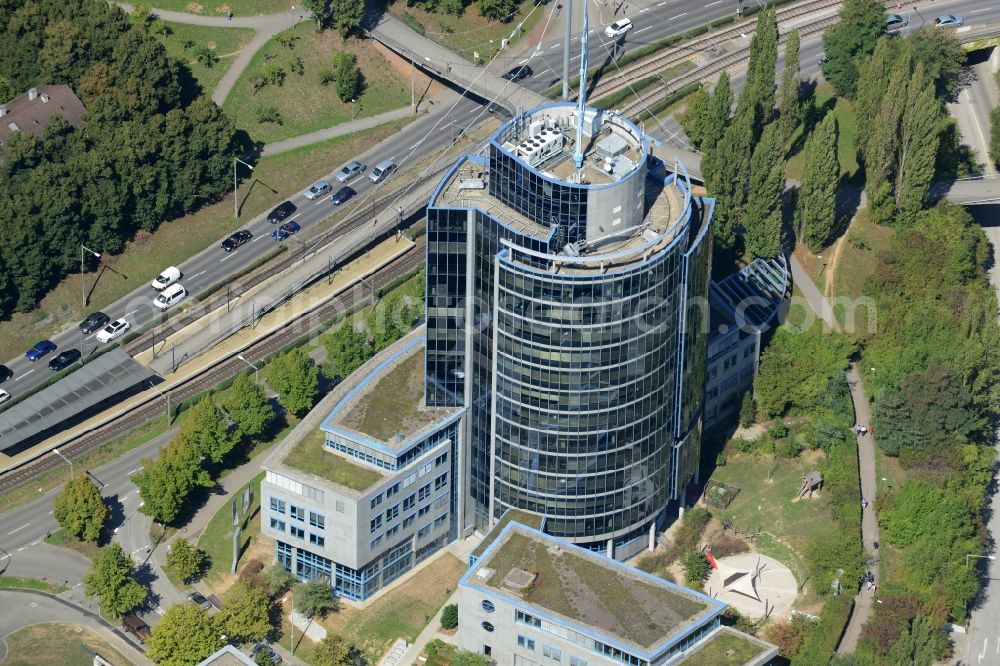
<box><xmin>764</xmin><ymin>614</ymin><xmax>814</xmax><ymax>658</ymax></box>
<box><xmin>683</xmin><ymin>506</ymin><xmax>712</xmax><ymax>531</ymax></box>
<box><xmin>318</xmin><ymin>69</ymin><xmax>336</xmax><ymax>86</ymax></box>
<box><xmin>778</xmin><ymin>438</ymin><xmax>803</xmax><ymax>458</ymax></box>
<box><xmin>716</xmin><ymin>452</ymin><xmax>727</xmax><ymax>467</ymax></box>
<box><xmin>401</xmin><ymin>12</ymin><xmax>425</xmax><ymax>36</ymax></box>
<box><xmin>730</xmin><ymin>436</ymin><xmax>757</xmax><ymax>454</ymax></box>
<box><xmin>240</xmin><ymin>559</ymin><xmax>264</xmax><ymax>577</ymax></box>
<box><xmin>264</xmin><ymin>63</ymin><xmax>286</xmax><ymax>87</ymax></box>
<box><xmin>440</xmin><ymin>603</ymin><xmax>458</xmax><ymax>629</ymax></box>
<box><xmin>681</xmin><ymin>549</ymin><xmax>711</xmax><ymax>586</ymax></box>
<box><xmin>289</xmin><ymin>56</ymin><xmax>304</xmax><ymax>76</ymax></box>
<box><xmin>769</xmin><ymin>421</ymin><xmax>790</xmax><ymax>440</ymax></box>
<box><xmin>261</xmin><ymin>564</ymin><xmax>298</xmax><ymax>597</ymax></box>
<box><xmin>332</xmin><ymin>52</ymin><xmax>360</xmax><ymax>103</ymax></box>
<box><xmin>193</xmin><ymin>45</ymin><xmax>218</xmax><ymax>68</ymax></box>
<box><xmin>739</xmin><ymin>391</ymin><xmax>755</xmax><ymax>428</ymax></box>
<box><xmin>256</xmin><ymin>106</ymin><xmax>283</xmax><ymax>125</ymax></box>
<box><xmin>709</xmin><ymin>533</ymin><xmax>750</xmax><ymax>558</ymax></box>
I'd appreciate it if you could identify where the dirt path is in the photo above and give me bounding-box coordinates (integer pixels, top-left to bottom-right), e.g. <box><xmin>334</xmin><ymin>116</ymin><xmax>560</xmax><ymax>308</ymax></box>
<box><xmin>823</xmin><ymin>228</ymin><xmax>849</xmax><ymax>298</ymax></box>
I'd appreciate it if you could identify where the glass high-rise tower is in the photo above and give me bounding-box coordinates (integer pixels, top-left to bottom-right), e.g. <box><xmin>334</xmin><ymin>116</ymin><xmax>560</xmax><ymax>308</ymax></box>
<box><xmin>425</xmin><ymin>102</ymin><xmax>713</xmax><ymax>558</ymax></box>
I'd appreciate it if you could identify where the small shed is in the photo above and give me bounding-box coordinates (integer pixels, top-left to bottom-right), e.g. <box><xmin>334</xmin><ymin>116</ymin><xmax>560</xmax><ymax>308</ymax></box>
<box><xmin>796</xmin><ymin>471</ymin><xmax>823</xmax><ymax>498</ymax></box>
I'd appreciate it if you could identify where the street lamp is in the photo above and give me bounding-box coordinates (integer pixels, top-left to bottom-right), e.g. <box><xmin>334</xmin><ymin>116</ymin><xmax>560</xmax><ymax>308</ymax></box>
<box><xmin>965</xmin><ymin>554</ymin><xmax>996</xmax><ymax>568</ymax></box>
<box><xmin>148</xmin><ymin>380</ymin><xmax>171</xmax><ymax>424</ymax></box>
<box><xmin>53</xmin><ymin>448</ymin><xmax>74</xmax><ymax>480</ymax></box>
<box><xmin>234</xmin><ymin>157</ymin><xmax>255</xmax><ymax>219</ymax></box>
<box><xmin>236</xmin><ymin>354</ymin><xmax>260</xmax><ymax>384</ymax></box>
<box><xmin>81</xmin><ymin>245</ymin><xmax>101</xmax><ymax>309</ymax></box>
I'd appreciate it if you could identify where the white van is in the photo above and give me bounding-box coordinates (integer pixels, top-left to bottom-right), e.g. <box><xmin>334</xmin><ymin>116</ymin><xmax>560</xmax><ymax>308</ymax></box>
<box><xmin>151</xmin><ymin>266</ymin><xmax>181</xmax><ymax>290</ymax></box>
<box><xmin>369</xmin><ymin>159</ymin><xmax>397</xmax><ymax>183</ymax></box>
<box><xmin>153</xmin><ymin>283</ymin><xmax>187</xmax><ymax>311</ymax></box>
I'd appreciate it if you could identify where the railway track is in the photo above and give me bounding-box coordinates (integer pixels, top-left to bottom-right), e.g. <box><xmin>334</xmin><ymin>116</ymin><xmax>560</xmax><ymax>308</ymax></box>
<box><xmin>0</xmin><ymin>243</ymin><xmax>424</xmax><ymax>493</ymax></box>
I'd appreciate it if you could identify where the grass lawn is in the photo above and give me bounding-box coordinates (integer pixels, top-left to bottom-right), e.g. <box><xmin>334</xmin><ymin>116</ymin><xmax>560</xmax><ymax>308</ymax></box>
<box><xmin>223</xmin><ymin>22</ymin><xmax>410</xmax><ymax>143</ymax></box>
<box><xmin>786</xmin><ymin>83</ymin><xmax>858</xmax><ymax>182</ymax></box>
<box><xmin>44</xmin><ymin>530</ymin><xmax>103</xmax><ymax>561</ymax></box>
<box><xmin>0</xmin><ymin>118</ymin><xmax>411</xmax><ymax>362</ymax></box>
<box><xmin>389</xmin><ymin>0</ymin><xmax>546</xmax><ymax>62</ymax></box>
<box><xmin>829</xmin><ymin>208</ymin><xmax>893</xmax><ymax>331</ymax></box>
<box><xmin>319</xmin><ymin>553</ymin><xmax>466</xmax><ymax>664</ymax></box>
<box><xmin>283</xmin><ymin>429</ymin><xmax>385</xmax><ymax>491</ymax></box>
<box><xmin>2</xmin><ymin>622</ymin><xmax>132</xmax><ymax>666</ymax></box>
<box><xmin>147</xmin><ymin>0</ymin><xmax>288</xmax><ymax>15</ymax></box>
<box><xmin>679</xmin><ymin>630</ymin><xmax>772</xmax><ymax>666</ymax></box>
<box><xmin>708</xmin><ymin>450</ymin><xmax>833</xmax><ymax>599</ymax></box>
<box><xmin>0</xmin><ymin>576</ymin><xmax>64</xmax><ymax>593</ymax></box>
<box><xmin>197</xmin><ymin>471</ymin><xmax>264</xmax><ymax>585</ymax></box>
<box><xmin>154</xmin><ymin>22</ymin><xmax>256</xmax><ymax>96</ymax></box>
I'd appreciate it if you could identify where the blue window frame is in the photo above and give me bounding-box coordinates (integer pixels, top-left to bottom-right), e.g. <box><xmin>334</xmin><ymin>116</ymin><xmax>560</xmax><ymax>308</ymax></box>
<box><xmin>295</xmin><ymin>548</ymin><xmax>332</xmax><ymax>582</ymax></box>
<box><xmin>270</xmin><ymin>497</ymin><xmax>286</xmax><ymax>514</ymax></box>
<box><xmin>310</xmin><ymin>533</ymin><xmax>325</xmax><ymax>547</ymax></box>
<box><xmin>290</xmin><ymin>525</ymin><xmax>305</xmax><ymax>539</ymax></box>
<box><xmin>309</xmin><ymin>512</ymin><xmax>325</xmax><ymax>529</ymax></box>
<box><xmin>276</xmin><ymin>541</ymin><xmax>293</xmax><ymax>571</ymax></box>
<box><xmin>270</xmin><ymin>518</ymin><xmax>286</xmax><ymax>532</ymax></box>
<box><xmin>290</xmin><ymin>505</ymin><xmax>305</xmax><ymax>521</ymax></box>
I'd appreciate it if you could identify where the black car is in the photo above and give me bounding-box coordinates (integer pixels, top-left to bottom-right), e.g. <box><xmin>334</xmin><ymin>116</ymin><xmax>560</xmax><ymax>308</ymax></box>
<box><xmin>221</xmin><ymin>230</ymin><xmax>253</xmax><ymax>252</ymax></box>
<box><xmin>79</xmin><ymin>311</ymin><xmax>111</xmax><ymax>335</ymax></box>
<box><xmin>267</xmin><ymin>201</ymin><xmax>297</xmax><ymax>224</ymax></box>
<box><xmin>502</xmin><ymin>65</ymin><xmax>533</xmax><ymax>82</ymax></box>
<box><xmin>330</xmin><ymin>186</ymin><xmax>355</xmax><ymax>206</ymax></box>
<box><xmin>48</xmin><ymin>349</ymin><xmax>81</xmax><ymax>372</ymax></box>
<box><xmin>0</xmin><ymin>365</ymin><xmax>11</xmax><ymax>383</ymax></box>
<box><xmin>188</xmin><ymin>591</ymin><xmax>213</xmax><ymax>611</ymax></box>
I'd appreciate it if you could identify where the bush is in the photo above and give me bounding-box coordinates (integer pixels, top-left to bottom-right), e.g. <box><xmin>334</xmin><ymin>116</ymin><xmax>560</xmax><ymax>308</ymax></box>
<box><xmin>764</xmin><ymin>614</ymin><xmax>815</xmax><ymax>658</ymax></box>
<box><xmin>791</xmin><ymin>595</ymin><xmax>853</xmax><ymax>665</ymax></box>
<box><xmin>256</xmin><ymin>105</ymin><xmax>283</xmax><ymax>125</ymax></box>
<box><xmin>440</xmin><ymin>603</ymin><xmax>458</xmax><ymax>629</ymax></box>
<box><xmin>295</xmin><ymin>579</ymin><xmax>339</xmax><ymax>618</ymax></box>
<box><xmin>730</xmin><ymin>436</ymin><xmax>757</xmax><ymax>454</ymax></box>
<box><xmin>739</xmin><ymin>391</ymin><xmax>755</xmax><ymax>428</ymax></box>
<box><xmin>777</xmin><ymin>438</ymin><xmax>803</xmax><ymax>458</ymax></box>
<box><xmin>193</xmin><ymin>45</ymin><xmax>218</xmax><ymax>68</ymax></box>
<box><xmin>289</xmin><ymin>56</ymin><xmax>304</xmax><ymax>76</ymax></box>
<box><xmin>240</xmin><ymin>559</ymin><xmax>264</xmax><ymax>577</ymax></box>
<box><xmin>332</xmin><ymin>51</ymin><xmax>360</xmax><ymax>103</ymax></box>
<box><xmin>715</xmin><ymin>453</ymin><xmax>727</xmax><ymax>467</ymax></box>
<box><xmin>401</xmin><ymin>12</ymin><xmax>425</xmax><ymax>35</ymax></box>
<box><xmin>709</xmin><ymin>533</ymin><xmax>749</xmax><ymax>558</ymax></box>
<box><xmin>261</xmin><ymin>564</ymin><xmax>298</xmax><ymax>597</ymax></box>
<box><xmin>769</xmin><ymin>421</ymin><xmax>789</xmax><ymax>440</ymax></box>
<box><xmin>318</xmin><ymin>69</ymin><xmax>336</xmax><ymax>86</ymax></box>
<box><xmin>681</xmin><ymin>549</ymin><xmax>711</xmax><ymax>586</ymax></box>
<box><xmin>683</xmin><ymin>506</ymin><xmax>712</xmax><ymax>531</ymax></box>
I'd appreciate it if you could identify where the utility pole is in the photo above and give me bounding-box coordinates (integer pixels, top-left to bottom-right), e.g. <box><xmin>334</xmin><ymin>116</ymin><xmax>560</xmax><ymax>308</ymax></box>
<box><xmin>81</xmin><ymin>245</ymin><xmax>100</xmax><ymax>309</ymax></box>
<box><xmin>562</xmin><ymin>0</ymin><xmax>573</xmax><ymax>100</ymax></box>
<box><xmin>410</xmin><ymin>56</ymin><xmax>416</xmax><ymax>115</ymax></box>
<box><xmin>234</xmin><ymin>157</ymin><xmax>254</xmax><ymax>219</ymax></box>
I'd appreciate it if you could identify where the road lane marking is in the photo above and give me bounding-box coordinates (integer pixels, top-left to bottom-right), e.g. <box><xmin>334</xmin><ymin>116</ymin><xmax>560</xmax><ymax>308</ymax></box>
<box><xmin>550</xmin><ymin>42</ymin><xmax>560</xmax><ymax>49</ymax></box>
<box><xmin>85</xmin><ymin>332</ymin><xmax>98</xmax><ymax>340</ymax></box>
<box><xmin>124</xmin><ymin>309</ymin><xmax>139</xmax><ymax>317</ymax></box>
<box><xmin>8</xmin><ymin>523</ymin><xmax>30</xmax><ymax>535</ymax></box>
<box><xmin>15</xmin><ymin>369</ymin><xmax>35</xmax><ymax>381</ymax></box>
<box><xmin>190</xmin><ymin>270</ymin><xmax>206</xmax><ymax>280</ymax></box>
<box><xmin>220</xmin><ymin>251</ymin><xmax>239</xmax><ymax>261</ymax></box>
<box><xmin>16</xmin><ymin>546</ymin><xmax>26</xmax><ymax>552</ymax></box>
<box><xmin>657</xmin><ymin>1</ymin><xmax>666</xmax><ymax>5</ymax></box>
<box><xmin>127</xmin><ymin>466</ymin><xmax>144</xmax><ymax>475</ymax></box>
<box><xmin>668</xmin><ymin>12</ymin><xmax>687</xmax><ymax>20</ymax></box>
<box><xmin>251</xmin><ymin>233</ymin><xmax>268</xmax><ymax>243</ymax></box>
<box><xmin>706</xmin><ymin>0</ymin><xmax>723</xmax><ymax>5</ymax></box>
<box><xmin>979</xmin><ymin>638</ymin><xmax>987</xmax><ymax>662</ymax></box>
<box><xmin>639</xmin><ymin>7</ymin><xmax>648</xmax><ymax>11</ymax></box>
<box><xmin>969</xmin><ymin>8</ymin><xmax>990</xmax><ymax>13</ymax></box>
<box><xmin>636</xmin><ymin>26</ymin><xmax>653</xmax><ymax>33</ymax></box>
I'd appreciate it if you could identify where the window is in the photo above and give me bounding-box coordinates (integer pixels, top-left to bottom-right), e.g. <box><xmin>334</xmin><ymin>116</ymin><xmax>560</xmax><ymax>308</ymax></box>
<box><xmin>517</xmin><ymin>635</ymin><xmax>535</xmax><ymax>651</ymax></box>
<box><xmin>310</xmin><ymin>533</ymin><xmax>325</xmax><ymax>547</ymax></box>
<box><xmin>270</xmin><ymin>497</ymin><xmax>286</xmax><ymax>514</ymax></box>
<box><xmin>434</xmin><ymin>513</ymin><xmax>448</xmax><ymax>528</ymax></box>
<box><xmin>435</xmin><ymin>452</ymin><xmax>448</xmax><ymax>467</ymax></box>
<box><xmin>386</xmin><ymin>524</ymin><xmax>399</xmax><ymax>538</ymax></box>
<box><xmin>403</xmin><ymin>494</ymin><xmax>416</xmax><ymax>510</ymax></box>
<box><xmin>434</xmin><ymin>473</ymin><xmax>448</xmax><ymax>490</ymax></box>
<box><xmin>569</xmin><ymin>658</ymin><xmax>587</xmax><ymax>666</ymax></box>
<box><xmin>386</xmin><ymin>505</ymin><xmax>399</xmax><ymax>522</ymax></box>
<box><xmin>335</xmin><ymin>500</ymin><xmax>345</xmax><ymax>513</ymax></box>
<box><xmin>417</xmin><ymin>523</ymin><xmax>432</xmax><ymax>539</ymax></box>
<box><xmin>270</xmin><ymin>518</ymin><xmax>286</xmax><ymax>532</ymax></box>
<box><xmin>370</xmin><ymin>515</ymin><xmax>383</xmax><ymax>532</ymax></box>
<box><xmin>419</xmin><ymin>461</ymin><xmax>433</xmax><ymax>477</ymax></box>
<box><xmin>418</xmin><ymin>505</ymin><xmax>431</xmax><ymax>517</ymax></box>
<box><xmin>481</xmin><ymin>621</ymin><xmax>495</xmax><ymax>633</ymax></box>
<box><xmin>402</xmin><ymin>472</ymin><xmax>416</xmax><ymax>488</ymax></box>
<box><xmin>482</xmin><ymin>600</ymin><xmax>496</xmax><ymax>613</ymax></box>
<box><xmin>386</xmin><ymin>482</ymin><xmax>400</xmax><ymax>498</ymax></box>
<box><xmin>369</xmin><ymin>535</ymin><xmax>382</xmax><ymax>550</ymax></box>
<box><xmin>290</xmin><ymin>505</ymin><xmax>305</xmax><ymax>521</ymax></box>
<box><xmin>418</xmin><ymin>483</ymin><xmax>431</xmax><ymax>501</ymax></box>
<box><xmin>542</xmin><ymin>645</ymin><xmax>561</xmax><ymax>661</ymax></box>
<box><xmin>309</xmin><ymin>512</ymin><xmax>325</xmax><ymax>529</ymax></box>
<box><xmin>516</xmin><ymin>610</ymin><xmax>541</xmax><ymax>627</ymax></box>
<box><xmin>403</xmin><ymin>515</ymin><xmax>415</xmax><ymax>529</ymax></box>
<box><xmin>290</xmin><ymin>526</ymin><xmax>305</xmax><ymax>539</ymax></box>
<box><xmin>370</xmin><ymin>494</ymin><xmax>383</xmax><ymax>509</ymax></box>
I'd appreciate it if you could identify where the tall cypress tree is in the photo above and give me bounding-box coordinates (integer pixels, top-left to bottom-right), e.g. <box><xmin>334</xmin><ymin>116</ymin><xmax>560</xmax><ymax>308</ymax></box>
<box><xmin>821</xmin><ymin>0</ymin><xmax>886</xmax><ymax>99</ymax></box>
<box><xmin>895</xmin><ymin>65</ymin><xmax>941</xmax><ymax>225</ymax></box>
<box><xmin>744</xmin><ymin>122</ymin><xmax>786</xmax><ymax>259</ymax></box>
<box><xmin>855</xmin><ymin>37</ymin><xmax>895</xmax><ymax>163</ymax></box>
<box><xmin>778</xmin><ymin>29</ymin><xmax>802</xmax><ymax>145</ymax></box>
<box><xmin>704</xmin><ymin>72</ymin><xmax>733</xmax><ymax>151</ymax></box>
<box><xmin>864</xmin><ymin>55</ymin><xmax>910</xmax><ymax>205</ymax></box>
<box><xmin>704</xmin><ymin>109</ymin><xmax>755</xmax><ymax>251</ymax></box>
<box><xmin>737</xmin><ymin>8</ymin><xmax>779</xmax><ymax>138</ymax></box>
<box><xmin>800</xmin><ymin>114</ymin><xmax>840</xmax><ymax>252</ymax></box>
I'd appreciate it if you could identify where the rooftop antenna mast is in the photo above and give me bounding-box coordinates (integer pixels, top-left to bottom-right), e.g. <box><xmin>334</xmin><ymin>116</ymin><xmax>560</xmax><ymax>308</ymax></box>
<box><xmin>573</xmin><ymin>0</ymin><xmax>589</xmax><ymax>169</ymax></box>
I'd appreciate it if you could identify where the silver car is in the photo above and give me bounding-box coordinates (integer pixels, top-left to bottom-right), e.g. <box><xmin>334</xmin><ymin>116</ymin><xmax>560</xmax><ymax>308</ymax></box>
<box><xmin>886</xmin><ymin>14</ymin><xmax>908</xmax><ymax>32</ymax></box>
<box><xmin>335</xmin><ymin>161</ymin><xmax>365</xmax><ymax>183</ymax></box>
<box><xmin>933</xmin><ymin>14</ymin><xmax>963</xmax><ymax>28</ymax></box>
<box><xmin>304</xmin><ymin>180</ymin><xmax>332</xmax><ymax>200</ymax></box>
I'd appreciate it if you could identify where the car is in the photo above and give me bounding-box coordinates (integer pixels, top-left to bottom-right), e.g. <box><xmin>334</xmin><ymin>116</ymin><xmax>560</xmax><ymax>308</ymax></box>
<box><xmin>25</xmin><ymin>340</ymin><xmax>57</xmax><ymax>361</ymax></box>
<box><xmin>267</xmin><ymin>200</ymin><xmax>297</xmax><ymax>224</ymax></box>
<box><xmin>335</xmin><ymin>161</ymin><xmax>366</xmax><ymax>183</ymax></box>
<box><xmin>934</xmin><ymin>14</ymin><xmax>963</xmax><ymax>28</ymax></box>
<box><xmin>304</xmin><ymin>180</ymin><xmax>332</xmax><ymax>200</ymax></box>
<box><xmin>0</xmin><ymin>389</ymin><xmax>10</xmax><ymax>404</ymax></box>
<box><xmin>151</xmin><ymin>266</ymin><xmax>182</xmax><ymax>290</ymax></box>
<box><xmin>251</xmin><ymin>643</ymin><xmax>282</xmax><ymax>665</ymax></box>
<box><xmin>96</xmin><ymin>318</ymin><xmax>130</xmax><ymax>344</ymax></box>
<box><xmin>0</xmin><ymin>365</ymin><xmax>11</xmax><ymax>383</ymax></box>
<box><xmin>369</xmin><ymin>159</ymin><xmax>397</xmax><ymax>184</ymax></box>
<box><xmin>48</xmin><ymin>349</ymin><xmax>81</xmax><ymax>372</ymax></box>
<box><xmin>330</xmin><ymin>186</ymin><xmax>355</xmax><ymax>206</ymax></box>
<box><xmin>188</xmin><ymin>592</ymin><xmax>213</xmax><ymax>611</ymax></box>
<box><xmin>153</xmin><ymin>284</ymin><xmax>187</xmax><ymax>311</ymax></box>
<box><xmin>486</xmin><ymin>103</ymin><xmax>512</xmax><ymax>119</ymax></box>
<box><xmin>221</xmin><ymin>230</ymin><xmax>253</xmax><ymax>252</ymax></box>
<box><xmin>502</xmin><ymin>64</ymin><xmax>533</xmax><ymax>82</ymax></box>
<box><xmin>271</xmin><ymin>221</ymin><xmax>301</xmax><ymax>241</ymax></box>
<box><xmin>605</xmin><ymin>18</ymin><xmax>633</xmax><ymax>38</ymax></box>
<box><xmin>123</xmin><ymin>614</ymin><xmax>151</xmax><ymax>643</ymax></box>
<box><xmin>886</xmin><ymin>13</ymin><xmax>908</xmax><ymax>32</ymax></box>
<box><xmin>79</xmin><ymin>311</ymin><xmax>110</xmax><ymax>335</ymax></box>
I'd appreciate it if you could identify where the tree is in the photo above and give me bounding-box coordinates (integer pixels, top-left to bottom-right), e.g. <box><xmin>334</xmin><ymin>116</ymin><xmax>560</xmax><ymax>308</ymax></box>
<box><xmin>265</xmin><ymin>348</ymin><xmax>319</xmax><ymax>416</ymax></box>
<box><xmin>0</xmin><ymin>75</ymin><xmax>15</xmax><ymax>104</ymax></box>
<box><xmin>909</xmin><ymin>27</ymin><xmax>966</xmax><ymax>98</ymax></box>
<box><xmin>332</xmin><ymin>51</ymin><xmax>360</xmax><ymax>103</ymax></box>
<box><xmin>740</xmin><ymin>8</ymin><xmax>778</xmax><ymax>131</ymax></box>
<box><xmin>744</xmin><ymin>122</ymin><xmax>785</xmax><ymax>259</ymax></box>
<box><xmin>295</xmin><ymin>580</ymin><xmax>339</xmax><ymax>619</ymax></box>
<box><xmin>703</xmin><ymin>109</ymin><xmax>754</xmax><ymax>251</ymax></box>
<box><xmin>303</xmin><ymin>0</ymin><xmax>328</xmax><ymax>30</ymax></box>
<box><xmin>821</xmin><ymin>0</ymin><xmax>886</xmax><ymax>99</ymax></box>
<box><xmin>894</xmin><ymin>65</ymin><xmax>942</xmax><ymax>225</ymax></box>
<box><xmin>135</xmin><ymin>431</ymin><xmax>214</xmax><ymax>524</ymax></box>
<box><xmin>166</xmin><ymin>538</ymin><xmax>208</xmax><ymax>584</ymax></box>
<box><xmin>681</xmin><ymin>549</ymin><xmax>710</xmax><ymax>586</ymax></box>
<box><xmin>800</xmin><ymin>114</ymin><xmax>839</xmax><ymax>252</ymax></box>
<box><xmin>53</xmin><ymin>475</ymin><xmax>109</xmax><ymax>543</ymax></box>
<box><xmin>310</xmin><ymin>635</ymin><xmax>356</xmax><ymax>666</ymax></box>
<box><xmin>217</xmin><ymin>578</ymin><xmax>273</xmax><ymax>644</ymax></box>
<box><xmin>223</xmin><ymin>373</ymin><xmax>275</xmax><ymax>441</ymax></box>
<box><xmin>763</xmin><ymin>614</ymin><xmax>813</xmax><ymax>658</ymax></box>
<box><xmin>804</xmin><ymin>526</ymin><xmax>863</xmax><ymax>596</ymax></box>
<box><xmin>324</xmin><ymin>322</ymin><xmax>372</xmax><ymax>381</ymax></box>
<box><xmin>479</xmin><ymin>0</ymin><xmax>517</xmax><ymax>22</ymax></box>
<box><xmin>261</xmin><ymin>564</ymin><xmax>298</xmax><ymax>597</ymax></box>
<box><xmin>440</xmin><ymin>603</ymin><xmax>458</xmax><ymax>629</ymax></box>
<box><xmin>330</xmin><ymin>0</ymin><xmax>365</xmax><ymax>37</ymax></box>
<box><xmin>145</xmin><ymin>602</ymin><xmax>222</xmax><ymax>665</ymax></box>
<box><xmin>183</xmin><ymin>395</ymin><xmax>234</xmax><ymax>464</ymax></box>
<box><xmin>778</xmin><ymin>29</ymin><xmax>801</xmax><ymax>144</ymax></box>
<box><xmin>679</xmin><ymin>73</ymin><xmax>731</xmax><ymax>150</ymax></box>
<box><xmin>738</xmin><ymin>391</ymin><xmax>755</xmax><ymax>428</ymax></box>
<box><xmin>368</xmin><ymin>295</ymin><xmax>417</xmax><ymax>351</ymax></box>
<box><xmin>83</xmin><ymin>543</ymin><xmax>147</xmax><ymax>618</ymax></box>
<box><xmin>855</xmin><ymin>37</ymin><xmax>896</xmax><ymax>168</ymax></box>
<box><xmin>991</xmin><ymin>106</ymin><xmax>1000</xmax><ymax>169</ymax></box>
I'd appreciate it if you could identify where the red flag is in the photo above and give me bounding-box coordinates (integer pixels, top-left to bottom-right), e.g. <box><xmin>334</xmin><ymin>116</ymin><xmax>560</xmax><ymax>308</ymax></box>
<box><xmin>706</xmin><ymin>551</ymin><xmax>718</xmax><ymax>569</ymax></box>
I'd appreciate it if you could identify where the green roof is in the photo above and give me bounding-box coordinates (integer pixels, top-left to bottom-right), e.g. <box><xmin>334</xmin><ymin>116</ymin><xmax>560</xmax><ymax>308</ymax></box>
<box><xmin>479</xmin><ymin>527</ymin><xmax>711</xmax><ymax>650</ymax></box>
<box><xmin>675</xmin><ymin>627</ymin><xmax>775</xmax><ymax>665</ymax></box>
<box><xmin>471</xmin><ymin>509</ymin><xmax>544</xmax><ymax>559</ymax></box>
<box><xmin>283</xmin><ymin>428</ymin><xmax>385</xmax><ymax>492</ymax></box>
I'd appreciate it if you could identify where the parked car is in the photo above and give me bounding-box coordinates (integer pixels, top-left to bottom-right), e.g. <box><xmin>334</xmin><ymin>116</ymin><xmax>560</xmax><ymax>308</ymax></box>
<box><xmin>0</xmin><ymin>365</ymin><xmax>11</xmax><ymax>383</ymax></box>
<box><xmin>48</xmin><ymin>349</ymin><xmax>81</xmax><ymax>372</ymax></box>
<box><xmin>933</xmin><ymin>14</ymin><xmax>963</xmax><ymax>28</ymax></box>
<box><xmin>267</xmin><ymin>201</ymin><xmax>297</xmax><ymax>224</ymax></box>
<box><xmin>271</xmin><ymin>221</ymin><xmax>301</xmax><ymax>241</ymax></box>
<box><xmin>304</xmin><ymin>180</ymin><xmax>332</xmax><ymax>200</ymax></box>
<box><xmin>123</xmin><ymin>614</ymin><xmax>151</xmax><ymax>643</ymax></box>
<box><xmin>502</xmin><ymin>64</ymin><xmax>533</xmax><ymax>82</ymax></box>
<box><xmin>330</xmin><ymin>186</ymin><xmax>355</xmax><ymax>205</ymax></box>
<box><xmin>886</xmin><ymin>13</ymin><xmax>908</xmax><ymax>32</ymax></box>
<box><xmin>221</xmin><ymin>230</ymin><xmax>253</xmax><ymax>252</ymax></box>
<box><xmin>252</xmin><ymin>643</ymin><xmax>282</xmax><ymax>664</ymax></box>
<box><xmin>605</xmin><ymin>18</ymin><xmax>633</xmax><ymax>38</ymax></box>
<box><xmin>79</xmin><ymin>311</ymin><xmax>110</xmax><ymax>335</ymax></box>
<box><xmin>335</xmin><ymin>161</ymin><xmax>366</xmax><ymax>182</ymax></box>
<box><xmin>188</xmin><ymin>592</ymin><xmax>213</xmax><ymax>611</ymax></box>
<box><xmin>369</xmin><ymin>159</ymin><xmax>397</xmax><ymax>184</ymax></box>
<box><xmin>96</xmin><ymin>318</ymin><xmax>131</xmax><ymax>344</ymax></box>
<box><xmin>25</xmin><ymin>340</ymin><xmax>57</xmax><ymax>361</ymax></box>
<box><xmin>153</xmin><ymin>284</ymin><xmax>187</xmax><ymax>311</ymax></box>
<box><xmin>0</xmin><ymin>389</ymin><xmax>10</xmax><ymax>404</ymax></box>
<box><xmin>150</xmin><ymin>266</ymin><xmax>182</xmax><ymax>290</ymax></box>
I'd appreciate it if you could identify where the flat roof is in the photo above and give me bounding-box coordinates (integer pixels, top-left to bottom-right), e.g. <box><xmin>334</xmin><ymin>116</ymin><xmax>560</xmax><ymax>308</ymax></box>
<box><xmin>466</xmin><ymin>523</ymin><xmax>723</xmax><ymax>654</ymax></box>
<box><xmin>470</xmin><ymin>509</ymin><xmax>544</xmax><ymax>559</ymax></box>
<box><xmin>282</xmin><ymin>427</ymin><xmax>385</xmax><ymax>492</ymax></box>
<box><xmin>675</xmin><ymin>626</ymin><xmax>778</xmax><ymax>666</ymax></box>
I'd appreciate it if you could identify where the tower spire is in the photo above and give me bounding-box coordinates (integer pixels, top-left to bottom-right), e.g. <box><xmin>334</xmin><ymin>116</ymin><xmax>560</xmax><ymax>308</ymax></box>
<box><xmin>573</xmin><ymin>0</ymin><xmax>589</xmax><ymax>169</ymax></box>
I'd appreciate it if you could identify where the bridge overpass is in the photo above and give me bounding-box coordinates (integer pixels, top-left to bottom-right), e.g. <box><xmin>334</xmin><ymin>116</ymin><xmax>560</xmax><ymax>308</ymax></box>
<box><xmin>933</xmin><ymin>175</ymin><xmax>1000</xmax><ymax>205</ymax></box>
